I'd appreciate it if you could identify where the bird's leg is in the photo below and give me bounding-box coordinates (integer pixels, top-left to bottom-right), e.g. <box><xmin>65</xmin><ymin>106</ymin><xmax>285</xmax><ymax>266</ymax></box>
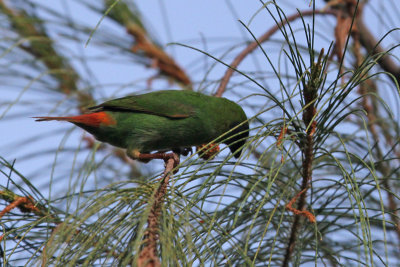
<box><xmin>127</xmin><ymin>149</ymin><xmax>180</xmax><ymax>172</ymax></box>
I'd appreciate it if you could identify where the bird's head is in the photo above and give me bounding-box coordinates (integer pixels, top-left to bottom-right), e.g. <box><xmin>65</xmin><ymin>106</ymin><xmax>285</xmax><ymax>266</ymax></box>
<box><xmin>224</xmin><ymin>120</ymin><xmax>249</xmax><ymax>159</ymax></box>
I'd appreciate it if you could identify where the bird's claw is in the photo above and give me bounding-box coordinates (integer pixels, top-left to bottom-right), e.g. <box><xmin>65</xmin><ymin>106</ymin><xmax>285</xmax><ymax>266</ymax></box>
<box><xmin>127</xmin><ymin>149</ymin><xmax>180</xmax><ymax>173</ymax></box>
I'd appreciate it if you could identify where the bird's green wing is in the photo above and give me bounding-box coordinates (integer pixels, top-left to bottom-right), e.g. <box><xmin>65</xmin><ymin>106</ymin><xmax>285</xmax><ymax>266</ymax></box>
<box><xmin>88</xmin><ymin>90</ymin><xmax>195</xmax><ymax>119</ymax></box>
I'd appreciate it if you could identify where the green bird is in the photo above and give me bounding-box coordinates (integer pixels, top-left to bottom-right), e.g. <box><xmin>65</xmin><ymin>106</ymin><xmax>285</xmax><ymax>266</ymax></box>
<box><xmin>35</xmin><ymin>90</ymin><xmax>248</xmax><ymax>163</ymax></box>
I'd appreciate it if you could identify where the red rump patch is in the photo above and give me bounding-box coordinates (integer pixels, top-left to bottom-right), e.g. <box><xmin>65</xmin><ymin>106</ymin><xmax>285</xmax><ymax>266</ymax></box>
<box><xmin>68</xmin><ymin>112</ymin><xmax>116</xmax><ymax>127</ymax></box>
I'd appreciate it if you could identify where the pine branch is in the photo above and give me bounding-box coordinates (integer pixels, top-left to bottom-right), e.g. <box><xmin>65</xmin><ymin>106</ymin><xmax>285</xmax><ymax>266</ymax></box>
<box><xmin>283</xmin><ymin>49</ymin><xmax>324</xmax><ymax>267</ymax></box>
<box><xmin>138</xmin><ymin>153</ymin><xmax>178</xmax><ymax>267</ymax></box>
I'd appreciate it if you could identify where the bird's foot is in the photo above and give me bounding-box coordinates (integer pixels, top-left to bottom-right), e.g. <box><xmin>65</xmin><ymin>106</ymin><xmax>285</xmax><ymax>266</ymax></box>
<box><xmin>127</xmin><ymin>149</ymin><xmax>180</xmax><ymax>173</ymax></box>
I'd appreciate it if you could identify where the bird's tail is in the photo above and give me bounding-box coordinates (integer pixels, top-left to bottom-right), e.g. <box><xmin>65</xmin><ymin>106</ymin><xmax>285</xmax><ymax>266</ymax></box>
<box><xmin>33</xmin><ymin>112</ymin><xmax>116</xmax><ymax>127</ymax></box>
<box><xmin>34</xmin><ymin>116</ymin><xmax>75</xmax><ymax>122</ymax></box>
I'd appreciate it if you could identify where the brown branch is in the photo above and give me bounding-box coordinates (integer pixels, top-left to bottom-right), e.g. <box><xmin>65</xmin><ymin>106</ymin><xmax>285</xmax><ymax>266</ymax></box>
<box><xmin>137</xmin><ymin>153</ymin><xmax>178</xmax><ymax>267</ymax></box>
<box><xmin>0</xmin><ymin>190</ymin><xmax>51</xmax><ymax>219</ymax></box>
<box><xmin>285</xmin><ymin>188</ymin><xmax>316</xmax><ymax>224</ymax></box>
<box><xmin>0</xmin><ymin>195</ymin><xmax>39</xmax><ymax>218</ymax></box>
<box><xmin>215</xmin><ymin>9</ymin><xmax>336</xmax><ymax>97</ymax></box>
<box><xmin>104</xmin><ymin>0</ymin><xmax>191</xmax><ymax>87</ymax></box>
<box><xmin>282</xmin><ymin>122</ymin><xmax>316</xmax><ymax>267</ymax></box>
<box><xmin>276</xmin><ymin>126</ymin><xmax>288</xmax><ymax>148</ymax></box>
<box><xmin>356</xmin><ymin>15</ymin><xmax>400</xmax><ymax>87</ymax></box>
<box><xmin>282</xmin><ymin>49</ymin><xmax>323</xmax><ymax>267</ymax></box>
<box><xmin>329</xmin><ymin>0</ymin><xmax>400</xmax><ymax>86</ymax></box>
<box><xmin>216</xmin><ymin>2</ymin><xmax>400</xmax><ymax>98</ymax></box>
<box><xmin>126</xmin><ymin>25</ymin><xmax>192</xmax><ymax>88</ymax></box>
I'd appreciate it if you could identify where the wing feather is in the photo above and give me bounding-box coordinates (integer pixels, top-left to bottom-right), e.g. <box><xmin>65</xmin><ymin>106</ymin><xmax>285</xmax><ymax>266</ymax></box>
<box><xmin>88</xmin><ymin>90</ymin><xmax>195</xmax><ymax>119</ymax></box>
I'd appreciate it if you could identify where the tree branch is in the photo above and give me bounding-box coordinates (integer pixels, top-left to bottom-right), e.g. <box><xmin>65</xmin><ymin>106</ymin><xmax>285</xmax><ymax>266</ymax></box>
<box><xmin>282</xmin><ymin>50</ymin><xmax>323</xmax><ymax>267</ymax></box>
<box><xmin>137</xmin><ymin>153</ymin><xmax>178</xmax><ymax>267</ymax></box>
<box><xmin>356</xmin><ymin>16</ymin><xmax>400</xmax><ymax>86</ymax></box>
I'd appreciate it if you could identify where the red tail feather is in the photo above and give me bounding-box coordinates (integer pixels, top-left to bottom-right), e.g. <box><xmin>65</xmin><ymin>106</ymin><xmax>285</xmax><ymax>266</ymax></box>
<box><xmin>34</xmin><ymin>112</ymin><xmax>116</xmax><ymax>127</ymax></box>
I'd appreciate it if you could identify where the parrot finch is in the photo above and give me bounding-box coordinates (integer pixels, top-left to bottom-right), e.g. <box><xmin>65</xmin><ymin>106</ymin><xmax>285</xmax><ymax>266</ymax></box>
<box><xmin>35</xmin><ymin>90</ymin><xmax>248</xmax><ymax>165</ymax></box>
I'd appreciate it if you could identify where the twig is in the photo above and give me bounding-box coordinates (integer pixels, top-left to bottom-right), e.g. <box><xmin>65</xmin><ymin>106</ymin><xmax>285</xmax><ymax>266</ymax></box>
<box><xmin>127</xmin><ymin>25</ymin><xmax>192</xmax><ymax>88</ymax></box>
<box><xmin>104</xmin><ymin>0</ymin><xmax>191</xmax><ymax>88</ymax></box>
<box><xmin>327</xmin><ymin>0</ymin><xmax>400</xmax><ymax>87</ymax></box>
<box><xmin>285</xmin><ymin>188</ymin><xmax>316</xmax><ymax>224</ymax></box>
<box><xmin>0</xmin><ymin>190</ymin><xmax>50</xmax><ymax>219</ymax></box>
<box><xmin>215</xmin><ymin>9</ymin><xmax>336</xmax><ymax>97</ymax></box>
<box><xmin>282</xmin><ymin>122</ymin><xmax>316</xmax><ymax>267</ymax></box>
<box><xmin>137</xmin><ymin>153</ymin><xmax>178</xmax><ymax>267</ymax></box>
<box><xmin>0</xmin><ymin>195</ymin><xmax>38</xmax><ymax>219</ymax></box>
